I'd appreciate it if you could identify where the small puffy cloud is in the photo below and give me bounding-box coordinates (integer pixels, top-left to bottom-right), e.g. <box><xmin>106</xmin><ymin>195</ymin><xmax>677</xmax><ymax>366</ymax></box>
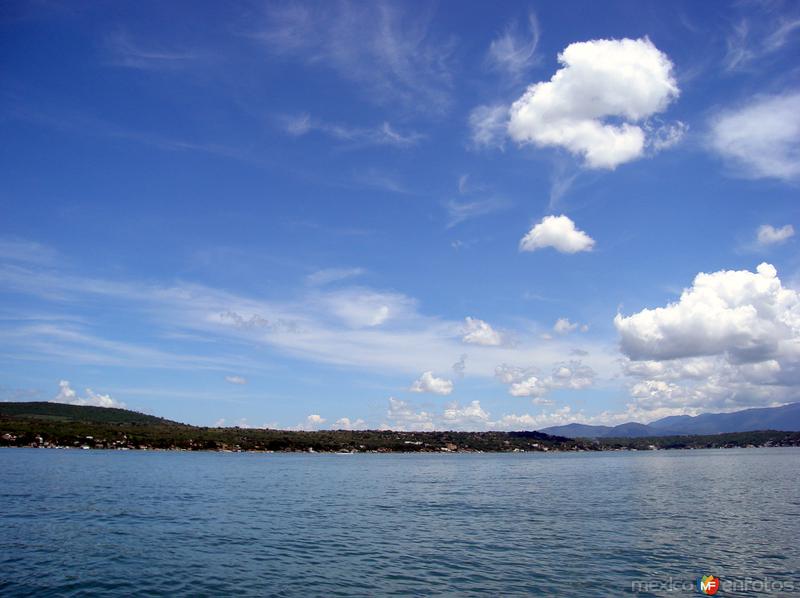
<box><xmin>52</xmin><ymin>380</ymin><xmax>125</xmax><ymax>409</ymax></box>
<box><xmin>709</xmin><ymin>92</ymin><xmax>800</xmax><ymax>181</ymax></box>
<box><xmin>297</xmin><ymin>414</ymin><xmax>326</xmax><ymax>431</ymax></box>
<box><xmin>441</xmin><ymin>400</ymin><xmax>490</xmax><ymax>429</ymax></box>
<box><xmin>306</xmin><ymin>267</ymin><xmax>365</xmax><ymax>286</ymax></box>
<box><xmin>493</xmin><ymin>406</ymin><xmax>577</xmax><ymax>430</ymax></box>
<box><xmin>550</xmin><ymin>362</ymin><xmax>596</xmax><ymax>389</ymax></box>
<box><xmin>757</xmin><ymin>224</ymin><xmax>794</xmax><ymax>246</ymax></box>
<box><xmin>410</xmin><ymin>371</ymin><xmax>454</xmax><ymax>395</ymax></box>
<box><xmin>554</xmin><ymin>318</ymin><xmax>578</xmax><ymax>334</ymax></box>
<box><xmin>554</xmin><ymin>318</ymin><xmax>588</xmax><ymax>334</ymax></box>
<box><xmin>373</xmin><ymin>397</ymin><xmax>590</xmax><ymax>431</ymax></box>
<box><xmin>382</xmin><ymin>397</ymin><xmax>435</xmax><ymax>431</ymax></box>
<box><xmin>225</xmin><ymin>375</ymin><xmax>247</xmax><ymax>385</ymax></box>
<box><xmin>334</xmin><ymin>417</ymin><xmax>368</xmax><ymax>430</ymax></box>
<box><xmin>508</xmin><ymin>37</ymin><xmax>680</xmax><ymax>169</ymax></box>
<box><xmin>519</xmin><ymin>215</ymin><xmax>595</xmax><ymax>253</ymax></box>
<box><xmin>496</xmin><ymin>361</ymin><xmax>596</xmax><ymax>398</ymax></box>
<box><xmin>469</xmin><ymin>104</ymin><xmax>508</xmax><ymax>150</ymax></box>
<box><xmin>509</xmin><ymin>375</ymin><xmax>549</xmax><ymax>397</ymax></box>
<box><xmin>462</xmin><ymin>317</ymin><xmax>503</xmax><ymax>346</ymax></box>
<box><xmin>323</xmin><ymin>289</ymin><xmax>413</xmax><ymax>328</ymax></box>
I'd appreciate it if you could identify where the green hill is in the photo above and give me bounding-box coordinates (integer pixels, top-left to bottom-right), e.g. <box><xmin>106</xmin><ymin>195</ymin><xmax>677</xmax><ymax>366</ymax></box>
<box><xmin>0</xmin><ymin>401</ymin><xmax>182</xmax><ymax>426</ymax></box>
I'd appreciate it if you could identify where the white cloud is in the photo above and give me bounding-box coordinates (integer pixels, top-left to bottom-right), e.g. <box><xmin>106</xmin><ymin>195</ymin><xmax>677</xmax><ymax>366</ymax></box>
<box><xmin>379</xmin><ymin>397</ymin><xmax>581</xmax><ymax>431</ymax></box>
<box><xmin>615</xmin><ymin>262</ymin><xmax>797</xmax><ymax>362</ymax></box>
<box><xmin>462</xmin><ymin>317</ymin><xmax>503</xmax><ymax>346</ymax></box>
<box><xmin>282</xmin><ymin>115</ymin><xmax>423</xmax><ymax>148</ymax></box>
<box><xmin>468</xmin><ymin>104</ymin><xmax>508</xmax><ymax>150</ymax></box>
<box><xmin>1</xmin><ymin>245</ymin><xmax>618</xmax><ymax>391</ymax></box>
<box><xmin>382</xmin><ymin>397</ymin><xmax>435</xmax><ymax>431</ymax></box>
<box><xmin>550</xmin><ymin>362</ymin><xmax>595</xmax><ymax>389</ymax></box>
<box><xmin>709</xmin><ymin>92</ymin><xmax>800</xmax><ymax>181</ymax></box>
<box><xmin>301</xmin><ymin>414</ymin><xmax>326</xmax><ymax>430</ymax></box>
<box><xmin>554</xmin><ymin>318</ymin><xmax>578</xmax><ymax>334</ymax></box>
<box><xmin>333</xmin><ymin>417</ymin><xmax>368</xmax><ymax>430</ymax></box>
<box><xmin>509</xmin><ymin>375</ymin><xmax>550</xmax><ymax>398</ymax></box>
<box><xmin>553</xmin><ymin>318</ymin><xmax>588</xmax><ymax>334</ymax></box>
<box><xmin>452</xmin><ymin>354</ymin><xmax>467</xmax><ymax>378</ymax></box>
<box><xmin>757</xmin><ymin>224</ymin><xmax>795</xmax><ymax>246</ymax></box>
<box><xmin>441</xmin><ymin>400</ymin><xmax>490</xmax><ymax>429</ymax></box>
<box><xmin>253</xmin><ymin>2</ymin><xmax>454</xmax><ymax>112</ymax></box>
<box><xmin>52</xmin><ymin>380</ymin><xmax>126</xmax><ymax>408</ymax></box>
<box><xmin>0</xmin><ymin>238</ymin><xmax>57</xmax><ymax>265</ymax></box>
<box><xmin>496</xmin><ymin>360</ymin><xmax>596</xmax><ymax>397</ymax></box>
<box><xmin>519</xmin><ymin>215</ymin><xmax>595</xmax><ymax>253</ymax></box>
<box><xmin>410</xmin><ymin>371</ymin><xmax>454</xmax><ymax>395</ymax></box>
<box><xmin>724</xmin><ymin>14</ymin><xmax>800</xmax><ymax>72</ymax></box>
<box><xmin>646</xmin><ymin>120</ymin><xmax>688</xmax><ymax>152</ymax></box>
<box><xmin>306</xmin><ymin>267</ymin><xmax>365</xmax><ymax>287</ymax></box>
<box><xmin>105</xmin><ymin>31</ymin><xmax>199</xmax><ymax>70</ymax></box>
<box><xmin>486</xmin><ymin>12</ymin><xmax>540</xmax><ymax>78</ymax></box>
<box><xmin>445</xmin><ymin>197</ymin><xmax>509</xmax><ymax>228</ymax></box>
<box><xmin>493</xmin><ymin>406</ymin><xmax>577</xmax><ymax>430</ymax></box>
<box><xmin>225</xmin><ymin>375</ymin><xmax>247</xmax><ymax>385</ymax></box>
<box><xmin>321</xmin><ymin>289</ymin><xmax>412</xmax><ymax>327</ymax></box>
<box><xmin>508</xmin><ymin>37</ymin><xmax>680</xmax><ymax>169</ymax></box>
<box><xmin>616</xmin><ymin>262</ymin><xmax>800</xmax><ymax>415</ymax></box>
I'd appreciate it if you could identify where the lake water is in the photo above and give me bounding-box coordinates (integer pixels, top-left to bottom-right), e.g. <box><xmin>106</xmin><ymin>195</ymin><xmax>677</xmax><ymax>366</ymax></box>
<box><xmin>1</xmin><ymin>448</ymin><xmax>798</xmax><ymax>596</ymax></box>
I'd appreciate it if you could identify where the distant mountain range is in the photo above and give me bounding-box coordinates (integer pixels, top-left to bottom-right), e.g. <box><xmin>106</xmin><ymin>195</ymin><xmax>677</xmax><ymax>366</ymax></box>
<box><xmin>540</xmin><ymin>402</ymin><xmax>800</xmax><ymax>438</ymax></box>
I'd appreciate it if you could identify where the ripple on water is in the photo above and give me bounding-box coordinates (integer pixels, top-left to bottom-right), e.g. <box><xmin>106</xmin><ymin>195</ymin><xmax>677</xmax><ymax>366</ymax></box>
<box><xmin>0</xmin><ymin>449</ymin><xmax>799</xmax><ymax>596</ymax></box>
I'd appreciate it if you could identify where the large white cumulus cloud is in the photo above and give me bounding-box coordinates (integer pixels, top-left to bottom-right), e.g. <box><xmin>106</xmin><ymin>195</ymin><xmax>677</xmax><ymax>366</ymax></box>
<box><xmin>508</xmin><ymin>37</ymin><xmax>680</xmax><ymax>169</ymax></box>
<box><xmin>616</xmin><ymin>263</ymin><xmax>800</xmax><ymax>415</ymax></box>
<box><xmin>615</xmin><ymin>263</ymin><xmax>798</xmax><ymax>363</ymax></box>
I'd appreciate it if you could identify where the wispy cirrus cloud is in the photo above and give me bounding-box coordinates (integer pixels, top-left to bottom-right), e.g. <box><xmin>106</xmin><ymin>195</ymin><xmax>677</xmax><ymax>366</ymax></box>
<box><xmin>104</xmin><ymin>30</ymin><xmax>201</xmax><ymax>70</ymax></box>
<box><xmin>724</xmin><ymin>8</ymin><xmax>800</xmax><ymax>72</ymax></box>
<box><xmin>280</xmin><ymin>114</ymin><xmax>423</xmax><ymax>148</ymax></box>
<box><xmin>0</xmin><ymin>241</ymin><xmax>615</xmax><ymax>382</ymax></box>
<box><xmin>306</xmin><ymin>267</ymin><xmax>366</xmax><ymax>287</ymax></box>
<box><xmin>445</xmin><ymin>197</ymin><xmax>510</xmax><ymax>228</ymax></box>
<box><xmin>709</xmin><ymin>91</ymin><xmax>800</xmax><ymax>181</ymax></box>
<box><xmin>468</xmin><ymin>104</ymin><xmax>508</xmax><ymax>150</ymax></box>
<box><xmin>251</xmin><ymin>1</ymin><xmax>455</xmax><ymax>113</ymax></box>
<box><xmin>485</xmin><ymin>12</ymin><xmax>540</xmax><ymax>79</ymax></box>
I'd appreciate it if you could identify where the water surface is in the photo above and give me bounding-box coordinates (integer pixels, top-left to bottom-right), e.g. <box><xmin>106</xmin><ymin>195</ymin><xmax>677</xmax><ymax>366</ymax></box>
<box><xmin>1</xmin><ymin>448</ymin><xmax>798</xmax><ymax>596</ymax></box>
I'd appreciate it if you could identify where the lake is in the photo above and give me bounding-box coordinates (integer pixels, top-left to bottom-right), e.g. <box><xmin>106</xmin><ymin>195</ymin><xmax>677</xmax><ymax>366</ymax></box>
<box><xmin>1</xmin><ymin>448</ymin><xmax>798</xmax><ymax>596</ymax></box>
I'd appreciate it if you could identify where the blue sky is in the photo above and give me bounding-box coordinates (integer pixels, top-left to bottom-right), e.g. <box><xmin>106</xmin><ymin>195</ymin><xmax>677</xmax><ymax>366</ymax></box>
<box><xmin>2</xmin><ymin>0</ymin><xmax>799</xmax><ymax>430</ymax></box>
